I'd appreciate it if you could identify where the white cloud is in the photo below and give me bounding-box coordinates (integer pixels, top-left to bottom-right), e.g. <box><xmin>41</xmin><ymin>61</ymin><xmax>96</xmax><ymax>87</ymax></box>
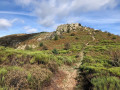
<box><xmin>14</xmin><ymin>0</ymin><xmax>119</xmax><ymax>27</ymax></box>
<box><xmin>0</xmin><ymin>11</ymin><xmax>34</xmax><ymax>16</ymax></box>
<box><xmin>26</xmin><ymin>28</ymin><xmax>38</xmax><ymax>33</ymax></box>
<box><xmin>38</xmin><ymin>16</ymin><xmax>55</xmax><ymax>27</ymax></box>
<box><xmin>84</xmin><ymin>18</ymin><xmax>120</xmax><ymax>24</ymax></box>
<box><xmin>24</xmin><ymin>26</ymin><xmax>38</xmax><ymax>33</ymax></box>
<box><xmin>70</xmin><ymin>0</ymin><xmax>117</xmax><ymax>12</ymax></box>
<box><xmin>0</xmin><ymin>19</ymin><xmax>13</xmax><ymax>30</ymax></box>
<box><xmin>15</xmin><ymin>0</ymin><xmax>32</xmax><ymax>6</ymax></box>
<box><xmin>0</xmin><ymin>18</ymin><xmax>24</xmax><ymax>30</ymax></box>
<box><xmin>66</xmin><ymin>16</ymin><xmax>120</xmax><ymax>25</ymax></box>
<box><xmin>24</xmin><ymin>26</ymin><xmax>31</xmax><ymax>30</ymax></box>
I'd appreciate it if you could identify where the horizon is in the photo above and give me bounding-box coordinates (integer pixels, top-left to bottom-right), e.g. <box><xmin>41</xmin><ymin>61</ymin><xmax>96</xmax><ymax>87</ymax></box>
<box><xmin>0</xmin><ymin>0</ymin><xmax>120</xmax><ymax>37</ymax></box>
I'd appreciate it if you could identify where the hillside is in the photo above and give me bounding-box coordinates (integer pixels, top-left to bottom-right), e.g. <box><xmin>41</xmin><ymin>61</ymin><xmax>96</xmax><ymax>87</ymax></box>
<box><xmin>0</xmin><ymin>23</ymin><xmax>120</xmax><ymax>90</ymax></box>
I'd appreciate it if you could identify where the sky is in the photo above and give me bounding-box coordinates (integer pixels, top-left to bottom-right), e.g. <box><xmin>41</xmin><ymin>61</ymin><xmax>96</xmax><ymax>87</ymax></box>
<box><xmin>0</xmin><ymin>0</ymin><xmax>120</xmax><ymax>37</ymax></box>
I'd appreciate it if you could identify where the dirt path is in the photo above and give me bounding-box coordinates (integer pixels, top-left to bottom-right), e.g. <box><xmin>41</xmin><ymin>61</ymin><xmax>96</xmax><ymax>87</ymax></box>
<box><xmin>55</xmin><ymin>39</ymin><xmax>93</xmax><ymax>90</ymax></box>
<box><xmin>43</xmin><ymin>50</ymin><xmax>84</xmax><ymax>90</ymax></box>
<box><xmin>44</xmin><ymin>30</ymin><xmax>95</xmax><ymax>90</ymax></box>
<box><xmin>57</xmin><ymin>51</ymin><xmax>84</xmax><ymax>90</ymax></box>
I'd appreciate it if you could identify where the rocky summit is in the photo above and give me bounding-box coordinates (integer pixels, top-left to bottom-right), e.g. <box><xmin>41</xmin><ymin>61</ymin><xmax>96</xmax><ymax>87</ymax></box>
<box><xmin>56</xmin><ymin>23</ymin><xmax>81</xmax><ymax>35</ymax></box>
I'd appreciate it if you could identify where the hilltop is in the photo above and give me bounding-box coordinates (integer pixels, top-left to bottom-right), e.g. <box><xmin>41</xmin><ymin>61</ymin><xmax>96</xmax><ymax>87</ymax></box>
<box><xmin>0</xmin><ymin>23</ymin><xmax>120</xmax><ymax>90</ymax></box>
<box><xmin>1</xmin><ymin>23</ymin><xmax>120</xmax><ymax>50</ymax></box>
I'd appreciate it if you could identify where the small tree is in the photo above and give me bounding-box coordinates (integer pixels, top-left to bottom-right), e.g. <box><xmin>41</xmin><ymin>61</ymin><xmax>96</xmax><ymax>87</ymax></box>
<box><xmin>39</xmin><ymin>42</ymin><xmax>43</xmax><ymax>47</ymax></box>
<box><xmin>64</xmin><ymin>43</ymin><xmax>70</xmax><ymax>50</ymax></box>
<box><xmin>54</xmin><ymin>35</ymin><xmax>58</xmax><ymax>40</ymax></box>
<box><xmin>52</xmin><ymin>48</ymin><xmax>59</xmax><ymax>55</ymax></box>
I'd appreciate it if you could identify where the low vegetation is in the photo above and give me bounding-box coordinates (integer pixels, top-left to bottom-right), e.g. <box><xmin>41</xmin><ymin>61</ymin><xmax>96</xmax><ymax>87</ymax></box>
<box><xmin>0</xmin><ymin>24</ymin><xmax>120</xmax><ymax>90</ymax></box>
<box><xmin>77</xmin><ymin>40</ymin><xmax>120</xmax><ymax>90</ymax></box>
<box><xmin>0</xmin><ymin>45</ymin><xmax>78</xmax><ymax>89</ymax></box>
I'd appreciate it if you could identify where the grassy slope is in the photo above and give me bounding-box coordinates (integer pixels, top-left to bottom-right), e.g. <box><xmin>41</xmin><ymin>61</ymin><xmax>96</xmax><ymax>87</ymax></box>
<box><xmin>77</xmin><ymin>30</ymin><xmax>120</xmax><ymax>90</ymax></box>
<box><xmin>0</xmin><ymin>26</ymin><xmax>120</xmax><ymax>89</ymax></box>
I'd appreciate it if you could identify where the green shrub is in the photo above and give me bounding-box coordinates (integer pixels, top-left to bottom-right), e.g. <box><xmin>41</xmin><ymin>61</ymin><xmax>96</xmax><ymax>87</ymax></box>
<box><xmin>0</xmin><ymin>86</ymin><xmax>9</xmax><ymax>90</ymax></box>
<box><xmin>75</xmin><ymin>37</ymin><xmax>79</xmax><ymax>40</ymax></box>
<box><xmin>39</xmin><ymin>42</ymin><xmax>43</xmax><ymax>47</ymax></box>
<box><xmin>34</xmin><ymin>54</ymin><xmax>48</xmax><ymax>64</ymax></box>
<box><xmin>57</xmin><ymin>56</ymin><xmax>75</xmax><ymax>65</ymax></box>
<box><xmin>0</xmin><ymin>68</ymin><xmax>7</xmax><ymax>76</ymax></box>
<box><xmin>54</xmin><ymin>35</ymin><xmax>58</xmax><ymax>40</ymax></box>
<box><xmin>27</xmin><ymin>73</ymin><xmax>32</xmax><ymax>82</ymax></box>
<box><xmin>83</xmin><ymin>56</ymin><xmax>95</xmax><ymax>63</ymax></box>
<box><xmin>0</xmin><ymin>68</ymin><xmax>8</xmax><ymax>86</ymax></box>
<box><xmin>112</xmin><ymin>36</ymin><xmax>117</xmax><ymax>39</ymax></box>
<box><xmin>108</xmin><ymin>67</ymin><xmax>120</xmax><ymax>76</ymax></box>
<box><xmin>30</xmin><ymin>57</ymin><xmax>36</xmax><ymax>64</ymax></box>
<box><xmin>0</xmin><ymin>46</ymin><xmax>6</xmax><ymax>50</ymax></box>
<box><xmin>91</xmin><ymin>76</ymin><xmax>120</xmax><ymax>90</ymax></box>
<box><xmin>52</xmin><ymin>48</ymin><xmax>59</xmax><ymax>55</ymax></box>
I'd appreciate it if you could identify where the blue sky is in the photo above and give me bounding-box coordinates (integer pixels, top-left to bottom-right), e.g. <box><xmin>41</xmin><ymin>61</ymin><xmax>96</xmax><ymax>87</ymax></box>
<box><xmin>0</xmin><ymin>0</ymin><xmax>120</xmax><ymax>37</ymax></box>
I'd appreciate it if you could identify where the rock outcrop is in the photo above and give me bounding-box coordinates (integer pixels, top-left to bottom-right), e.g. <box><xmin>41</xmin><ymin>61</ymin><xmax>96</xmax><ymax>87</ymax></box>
<box><xmin>55</xmin><ymin>23</ymin><xmax>81</xmax><ymax>35</ymax></box>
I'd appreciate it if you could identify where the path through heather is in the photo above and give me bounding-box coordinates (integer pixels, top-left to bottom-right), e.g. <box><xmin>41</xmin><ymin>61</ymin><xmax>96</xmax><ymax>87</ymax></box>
<box><xmin>43</xmin><ymin>30</ymin><xmax>95</xmax><ymax>90</ymax></box>
<box><xmin>43</xmin><ymin>50</ymin><xmax>84</xmax><ymax>90</ymax></box>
